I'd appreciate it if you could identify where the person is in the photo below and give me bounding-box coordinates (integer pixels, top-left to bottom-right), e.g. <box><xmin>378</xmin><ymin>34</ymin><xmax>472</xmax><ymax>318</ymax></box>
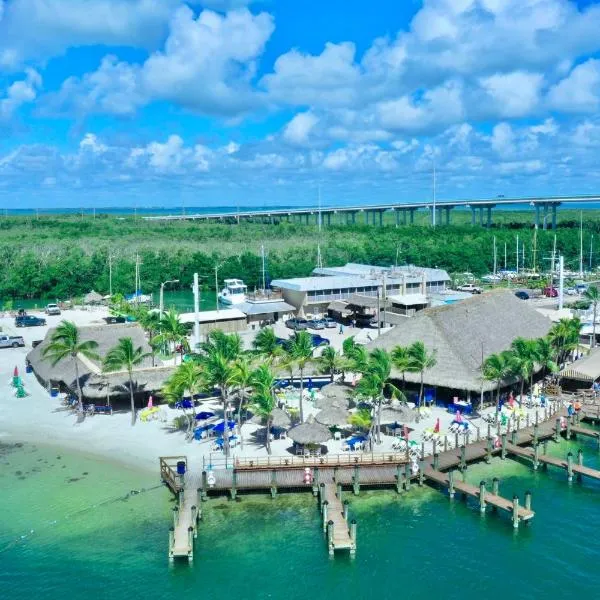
<box><xmin>339</xmin><ymin>323</ymin><xmax>344</xmax><ymax>334</ymax></box>
<box><xmin>567</xmin><ymin>403</ymin><xmax>575</xmax><ymax>417</ymax></box>
<box><xmin>352</xmin><ymin>318</ymin><xmax>356</xmax><ymax>329</ymax></box>
<box><xmin>592</xmin><ymin>380</ymin><xmax>600</xmax><ymax>397</ymax></box>
<box><xmin>574</xmin><ymin>399</ymin><xmax>582</xmax><ymax>414</ymax></box>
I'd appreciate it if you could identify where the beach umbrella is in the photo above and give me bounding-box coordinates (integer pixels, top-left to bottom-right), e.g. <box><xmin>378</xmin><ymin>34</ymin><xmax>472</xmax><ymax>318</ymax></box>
<box><xmin>195</xmin><ymin>411</ymin><xmax>215</xmax><ymax>421</ymax></box>
<box><xmin>287</xmin><ymin>417</ymin><xmax>331</xmax><ymax>445</ymax></box>
<box><xmin>212</xmin><ymin>420</ymin><xmax>236</xmax><ymax>433</ymax></box>
<box><xmin>433</xmin><ymin>418</ymin><xmax>440</xmax><ymax>433</ymax></box>
<box><xmin>315</xmin><ymin>404</ymin><xmax>350</xmax><ymax>428</ymax></box>
<box><xmin>14</xmin><ymin>366</ymin><xmax>19</xmax><ymax>377</ymax></box>
<box><xmin>147</xmin><ymin>395</ymin><xmax>153</xmax><ymax>409</ymax></box>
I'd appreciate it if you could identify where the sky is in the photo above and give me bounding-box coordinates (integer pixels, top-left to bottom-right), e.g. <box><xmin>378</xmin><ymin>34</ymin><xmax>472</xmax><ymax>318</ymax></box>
<box><xmin>2</xmin><ymin>0</ymin><xmax>600</xmax><ymax>209</ymax></box>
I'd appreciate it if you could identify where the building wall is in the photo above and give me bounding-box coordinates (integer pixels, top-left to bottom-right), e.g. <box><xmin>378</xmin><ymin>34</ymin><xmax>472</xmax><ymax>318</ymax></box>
<box><xmin>199</xmin><ymin>319</ymin><xmax>247</xmax><ymax>335</ymax></box>
<box><xmin>279</xmin><ymin>289</ymin><xmax>307</xmax><ymax>311</ymax></box>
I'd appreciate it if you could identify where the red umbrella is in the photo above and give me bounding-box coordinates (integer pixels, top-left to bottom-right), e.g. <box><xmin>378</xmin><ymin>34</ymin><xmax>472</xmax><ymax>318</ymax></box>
<box><xmin>433</xmin><ymin>418</ymin><xmax>440</xmax><ymax>433</ymax></box>
<box><xmin>13</xmin><ymin>366</ymin><xmax>19</xmax><ymax>377</ymax></box>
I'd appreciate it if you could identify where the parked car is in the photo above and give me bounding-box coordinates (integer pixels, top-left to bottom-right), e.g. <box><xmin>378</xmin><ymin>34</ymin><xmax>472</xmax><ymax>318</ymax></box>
<box><xmin>45</xmin><ymin>303</ymin><xmax>61</xmax><ymax>315</ymax></box>
<box><xmin>285</xmin><ymin>317</ymin><xmax>308</xmax><ymax>331</ymax></box>
<box><xmin>104</xmin><ymin>315</ymin><xmax>127</xmax><ymax>324</ymax></box>
<box><xmin>543</xmin><ymin>287</ymin><xmax>558</xmax><ymax>298</ymax></box>
<box><xmin>15</xmin><ymin>315</ymin><xmax>46</xmax><ymax>327</ymax></box>
<box><xmin>515</xmin><ymin>291</ymin><xmax>529</xmax><ymax>300</ymax></box>
<box><xmin>0</xmin><ymin>334</ymin><xmax>25</xmax><ymax>348</ymax></box>
<box><xmin>309</xmin><ymin>333</ymin><xmax>330</xmax><ymax>347</ymax></box>
<box><xmin>576</xmin><ymin>283</ymin><xmax>588</xmax><ymax>294</ymax></box>
<box><xmin>308</xmin><ymin>319</ymin><xmax>326</xmax><ymax>330</ymax></box>
<box><xmin>323</xmin><ymin>317</ymin><xmax>337</xmax><ymax>329</ymax></box>
<box><xmin>456</xmin><ymin>283</ymin><xmax>483</xmax><ymax>294</ymax></box>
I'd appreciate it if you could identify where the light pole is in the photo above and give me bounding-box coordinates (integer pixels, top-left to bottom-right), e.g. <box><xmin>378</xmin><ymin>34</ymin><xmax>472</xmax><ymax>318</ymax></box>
<box><xmin>159</xmin><ymin>279</ymin><xmax>179</xmax><ymax>317</ymax></box>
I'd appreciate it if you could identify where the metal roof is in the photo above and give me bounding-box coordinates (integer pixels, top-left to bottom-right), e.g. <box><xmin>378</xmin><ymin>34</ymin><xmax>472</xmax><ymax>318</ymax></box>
<box><xmin>388</xmin><ymin>293</ymin><xmax>428</xmax><ymax>306</ymax></box>
<box><xmin>180</xmin><ymin>309</ymin><xmax>246</xmax><ymax>323</ymax></box>
<box><xmin>237</xmin><ymin>300</ymin><xmax>295</xmax><ymax>315</ymax></box>
<box><xmin>270</xmin><ymin>275</ymin><xmax>379</xmax><ymax>292</ymax></box>
<box><xmin>313</xmin><ymin>263</ymin><xmax>451</xmax><ymax>282</ymax></box>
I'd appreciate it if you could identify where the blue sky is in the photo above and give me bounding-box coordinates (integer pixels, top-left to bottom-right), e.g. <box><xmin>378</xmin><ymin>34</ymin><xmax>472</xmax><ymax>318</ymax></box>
<box><xmin>2</xmin><ymin>0</ymin><xmax>600</xmax><ymax>208</ymax></box>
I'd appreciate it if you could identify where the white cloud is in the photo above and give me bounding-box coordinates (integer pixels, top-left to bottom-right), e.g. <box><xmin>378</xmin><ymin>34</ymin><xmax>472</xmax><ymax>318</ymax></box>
<box><xmin>490</xmin><ymin>123</ymin><xmax>515</xmax><ymax>158</ymax></box>
<box><xmin>547</xmin><ymin>59</ymin><xmax>600</xmax><ymax>113</ymax></box>
<box><xmin>0</xmin><ymin>68</ymin><xmax>42</xmax><ymax>119</ymax></box>
<box><xmin>0</xmin><ymin>0</ymin><xmax>177</xmax><ymax>69</ymax></box>
<box><xmin>192</xmin><ymin>0</ymin><xmax>254</xmax><ymax>10</ymax></box>
<box><xmin>79</xmin><ymin>133</ymin><xmax>108</xmax><ymax>154</ymax></box>
<box><xmin>283</xmin><ymin>112</ymin><xmax>319</xmax><ymax>146</ymax></box>
<box><xmin>479</xmin><ymin>71</ymin><xmax>544</xmax><ymax>118</ymax></box>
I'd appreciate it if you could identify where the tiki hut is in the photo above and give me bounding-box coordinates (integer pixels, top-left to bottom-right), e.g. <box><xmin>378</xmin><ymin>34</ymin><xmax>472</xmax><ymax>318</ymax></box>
<box><xmin>315</xmin><ymin>383</ymin><xmax>352</xmax><ymax>410</ymax></box>
<box><xmin>251</xmin><ymin>407</ymin><xmax>292</xmax><ymax>429</ymax></box>
<box><xmin>315</xmin><ymin>403</ymin><xmax>351</xmax><ymax>428</ymax></box>
<box><xmin>27</xmin><ymin>323</ymin><xmax>174</xmax><ymax>403</ymax></box>
<box><xmin>287</xmin><ymin>416</ymin><xmax>331</xmax><ymax>446</ymax></box>
<box><xmin>84</xmin><ymin>290</ymin><xmax>104</xmax><ymax>305</ymax></box>
<box><xmin>368</xmin><ymin>289</ymin><xmax>553</xmax><ymax>396</ymax></box>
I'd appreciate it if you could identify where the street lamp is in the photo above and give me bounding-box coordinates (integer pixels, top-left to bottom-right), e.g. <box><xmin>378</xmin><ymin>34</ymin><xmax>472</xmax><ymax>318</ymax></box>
<box><xmin>159</xmin><ymin>279</ymin><xmax>179</xmax><ymax>317</ymax></box>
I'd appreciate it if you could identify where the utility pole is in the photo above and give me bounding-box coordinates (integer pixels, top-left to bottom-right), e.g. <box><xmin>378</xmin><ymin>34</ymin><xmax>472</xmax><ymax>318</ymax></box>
<box><xmin>493</xmin><ymin>236</ymin><xmax>497</xmax><ymax>275</ymax></box>
<box><xmin>516</xmin><ymin>235</ymin><xmax>519</xmax><ymax>274</ymax></box>
<box><xmin>261</xmin><ymin>244</ymin><xmax>267</xmax><ymax>291</ymax></box>
<box><xmin>193</xmin><ymin>273</ymin><xmax>200</xmax><ymax>349</ymax></box>
<box><xmin>108</xmin><ymin>253</ymin><xmax>113</xmax><ymax>297</ymax></box>
<box><xmin>580</xmin><ymin>211</ymin><xmax>584</xmax><ymax>277</ymax></box>
<box><xmin>532</xmin><ymin>226</ymin><xmax>538</xmax><ymax>273</ymax></box>
<box><xmin>558</xmin><ymin>255</ymin><xmax>564</xmax><ymax>310</ymax></box>
<box><xmin>590</xmin><ymin>234</ymin><xmax>594</xmax><ymax>271</ymax></box>
<box><xmin>551</xmin><ymin>235</ymin><xmax>557</xmax><ymax>283</ymax></box>
<box><xmin>432</xmin><ymin>163</ymin><xmax>437</xmax><ymax>227</ymax></box>
<box><xmin>504</xmin><ymin>242</ymin><xmax>507</xmax><ymax>271</ymax></box>
<box><xmin>215</xmin><ymin>266</ymin><xmax>219</xmax><ymax>312</ymax></box>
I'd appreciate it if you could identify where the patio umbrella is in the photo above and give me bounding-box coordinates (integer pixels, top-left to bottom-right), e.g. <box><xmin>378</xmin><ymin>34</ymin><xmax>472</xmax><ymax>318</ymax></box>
<box><xmin>212</xmin><ymin>420</ymin><xmax>236</xmax><ymax>433</ymax></box>
<box><xmin>287</xmin><ymin>417</ymin><xmax>331</xmax><ymax>445</ymax></box>
<box><xmin>315</xmin><ymin>403</ymin><xmax>350</xmax><ymax>428</ymax></box>
<box><xmin>315</xmin><ymin>383</ymin><xmax>351</xmax><ymax>410</ymax></box>
<box><xmin>147</xmin><ymin>395</ymin><xmax>153</xmax><ymax>409</ymax></box>
<box><xmin>195</xmin><ymin>411</ymin><xmax>215</xmax><ymax>420</ymax></box>
<box><xmin>14</xmin><ymin>366</ymin><xmax>19</xmax><ymax>377</ymax></box>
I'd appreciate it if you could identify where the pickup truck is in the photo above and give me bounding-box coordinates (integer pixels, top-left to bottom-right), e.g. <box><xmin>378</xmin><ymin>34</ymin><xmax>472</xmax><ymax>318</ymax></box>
<box><xmin>0</xmin><ymin>334</ymin><xmax>26</xmax><ymax>348</ymax></box>
<box><xmin>456</xmin><ymin>284</ymin><xmax>483</xmax><ymax>294</ymax></box>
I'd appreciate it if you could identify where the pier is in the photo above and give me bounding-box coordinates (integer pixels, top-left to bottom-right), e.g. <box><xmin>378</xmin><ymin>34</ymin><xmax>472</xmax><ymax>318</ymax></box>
<box><xmin>319</xmin><ymin>483</ymin><xmax>356</xmax><ymax>555</ymax></box>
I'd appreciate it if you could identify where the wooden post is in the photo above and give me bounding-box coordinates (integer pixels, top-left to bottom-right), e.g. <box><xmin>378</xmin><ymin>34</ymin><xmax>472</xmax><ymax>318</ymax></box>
<box><xmin>188</xmin><ymin>527</ymin><xmax>194</xmax><ymax>561</ymax></box>
<box><xmin>168</xmin><ymin>527</ymin><xmax>174</xmax><ymax>562</ymax></box>
<box><xmin>432</xmin><ymin>440</ymin><xmax>437</xmax><ymax>457</ymax></box>
<box><xmin>418</xmin><ymin>459</ymin><xmax>424</xmax><ymax>486</ymax></box>
<box><xmin>333</xmin><ymin>466</ymin><xmax>339</xmax><ymax>483</ymax></box>
<box><xmin>487</xmin><ymin>423</ymin><xmax>491</xmax><ymax>440</ymax></box>
<box><xmin>322</xmin><ymin>501</ymin><xmax>329</xmax><ymax>532</ymax></box>
<box><xmin>511</xmin><ymin>428</ymin><xmax>517</xmax><ymax>445</ymax></box>
<box><xmin>343</xmin><ymin>500</ymin><xmax>349</xmax><ymax>521</ymax></box>
<box><xmin>353</xmin><ymin>465</ymin><xmax>360</xmax><ymax>496</ymax></box>
<box><xmin>460</xmin><ymin>445</ymin><xmax>467</xmax><ymax>473</ymax></box>
<box><xmin>512</xmin><ymin>495</ymin><xmax>520</xmax><ymax>529</ymax></box>
<box><xmin>577</xmin><ymin>449</ymin><xmax>583</xmax><ymax>482</ymax></box>
<box><xmin>201</xmin><ymin>471</ymin><xmax>208</xmax><ymax>501</ymax></box>
<box><xmin>479</xmin><ymin>480</ymin><xmax>486</xmax><ymax>513</ymax></box>
<box><xmin>350</xmin><ymin>520</ymin><xmax>357</xmax><ymax>544</ymax></box>
<box><xmin>336</xmin><ymin>482</ymin><xmax>342</xmax><ymax>501</ymax></box>
<box><xmin>492</xmin><ymin>477</ymin><xmax>499</xmax><ymax>506</ymax></box>
<box><xmin>404</xmin><ymin>463</ymin><xmax>411</xmax><ymax>491</ymax></box>
<box><xmin>501</xmin><ymin>433</ymin><xmax>507</xmax><ymax>460</ymax></box>
<box><xmin>566</xmin><ymin>415</ymin><xmax>572</xmax><ymax>439</ymax></box>
<box><xmin>448</xmin><ymin>470</ymin><xmax>455</xmax><ymax>499</ymax></box>
<box><xmin>533</xmin><ymin>443</ymin><xmax>539</xmax><ymax>470</ymax></box>
<box><xmin>525</xmin><ymin>491</ymin><xmax>532</xmax><ymax>512</ymax></box>
<box><xmin>172</xmin><ymin>506</ymin><xmax>179</xmax><ymax>528</ymax></box>
<box><xmin>444</xmin><ymin>436</ymin><xmax>448</xmax><ymax>453</ymax></box>
<box><xmin>567</xmin><ymin>451</ymin><xmax>574</xmax><ymax>482</ymax></box>
<box><xmin>395</xmin><ymin>464</ymin><xmax>403</xmax><ymax>493</ymax></box>
<box><xmin>433</xmin><ymin>453</ymin><xmax>440</xmax><ymax>470</ymax></box>
<box><xmin>319</xmin><ymin>483</ymin><xmax>325</xmax><ymax>510</ymax></box>
<box><xmin>455</xmin><ymin>432</ymin><xmax>459</xmax><ymax>449</ymax></box>
<box><xmin>533</xmin><ymin>423</ymin><xmax>539</xmax><ymax>445</ymax></box>
<box><xmin>230</xmin><ymin>470</ymin><xmax>237</xmax><ymax>500</ymax></box>
<box><xmin>486</xmin><ymin>437</ymin><xmax>492</xmax><ymax>464</ymax></box>
<box><xmin>270</xmin><ymin>470</ymin><xmax>277</xmax><ymax>499</ymax></box>
<box><xmin>327</xmin><ymin>520</ymin><xmax>334</xmax><ymax>555</ymax></box>
<box><xmin>555</xmin><ymin>417</ymin><xmax>561</xmax><ymax>442</ymax></box>
<box><xmin>312</xmin><ymin>467</ymin><xmax>320</xmax><ymax>496</ymax></box>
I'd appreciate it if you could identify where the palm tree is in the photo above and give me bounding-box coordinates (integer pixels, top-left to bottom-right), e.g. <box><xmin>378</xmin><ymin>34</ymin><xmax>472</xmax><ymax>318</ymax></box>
<box><xmin>408</xmin><ymin>341</ymin><xmax>437</xmax><ymax>411</ymax></box>
<box><xmin>482</xmin><ymin>351</ymin><xmax>511</xmax><ymax>409</ymax></box>
<box><xmin>153</xmin><ymin>310</ymin><xmax>188</xmax><ymax>362</ymax></box>
<box><xmin>253</xmin><ymin>327</ymin><xmax>282</xmax><ymax>361</ymax></box>
<box><xmin>348</xmin><ymin>408</ymin><xmax>372</xmax><ymax>434</ymax></box>
<box><xmin>228</xmin><ymin>355</ymin><xmax>254</xmax><ymax>431</ymax></box>
<box><xmin>391</xmin><ymin>345</ymin><xmax>413</xmax><ymax>390</ymax></box>
<box><xmin>549</xmin><ymin>317</ymin><xmax>582</xmax><ymax>368</ymax></box>
<box><xmin>585</xmin><ymin>286</ymin><xmax>600</xmax><ymax>347</ymax></box>
<box><xmin>42</xmin><ymin>320</ymin><xmax>100</xmax><ymax>414</ymax></box>
<box><xmin>536</xmin><ymin>337</ymin><xmax>558</xmax><ymax>378</ymax></box>
<box><xmin>318</xmin><ymin>346</ymin><xmax>341</xmax><ymax>382</ymax></box>
<box><xmin>250</xmin><ymin>364</ymin><xmax>277</xmax><ymax>454</ymax></box>
<box><xmin>103</xmin><ymin>337</ymin><xmax>152</xmax><ymax>425</ymax></box>
<box><xmin>355</xmin><ymin>349</ymin><xmax>402</xmax><ymax>444</ymax></box>
<box><xmin>287</xmin><ymin>331</ymin><xmax>314</xmax><ymax>423</ymax></box>
<box><xmin>166</xmin><ymin>360</ymin><xmax>204</xmax><ymax>434</ymax></box>
<box><xmin>508</xmin><ymin>337</ymin><xmax>538</xmax><ymax>400</ymax></box>
<box><xmin>138</xmin><ymin>308</ymin><xmax>162</xmax><ymax>366</ymax></box>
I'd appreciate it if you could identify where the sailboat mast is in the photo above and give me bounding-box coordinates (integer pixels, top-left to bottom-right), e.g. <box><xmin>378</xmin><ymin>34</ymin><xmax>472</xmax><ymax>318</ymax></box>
<box><xmin>533</xmin><ymin>226</ymin><xmax>538</xmax><ymax>274</ymax></box>
<box><xmin>590</xmin><ymin>234</ymin><xmax>594</xmax><ymax>271</ymax></box>
<box><xmin>580</xmin><ymin>211</ymin><xmax>584</xmax><ymax>277</ymax></box>
<box><xmin>261</xmin><ymin>244</ymin><xmax>266</xmax><ymax>291</ymax></box>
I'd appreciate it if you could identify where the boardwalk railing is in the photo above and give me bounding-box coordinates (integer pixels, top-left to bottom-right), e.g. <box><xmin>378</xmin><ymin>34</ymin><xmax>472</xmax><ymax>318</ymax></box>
<box><xmin>232</xmin><ymin>453</ymin><xmax>409</xmax><ymax>470</ymax></box>
<box><xmin>160</xmin><ymin>456</ymin><xmax>187</xmax><ymax>493</ymax></box>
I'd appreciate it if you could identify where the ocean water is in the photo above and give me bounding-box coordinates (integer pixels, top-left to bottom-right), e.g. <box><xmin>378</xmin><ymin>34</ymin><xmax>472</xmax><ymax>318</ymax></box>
<box><xmin>2</xmin><ymin>435</ymin><xmax>600</xmax><ymax>600</ymax></box>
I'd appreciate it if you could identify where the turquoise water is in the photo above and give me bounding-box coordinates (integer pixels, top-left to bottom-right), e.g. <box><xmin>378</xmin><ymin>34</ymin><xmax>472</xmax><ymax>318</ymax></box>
<box><xmin>2</xmin><ymin>435</ymin><xmax>600</xmax><ymax>600</ymax></box>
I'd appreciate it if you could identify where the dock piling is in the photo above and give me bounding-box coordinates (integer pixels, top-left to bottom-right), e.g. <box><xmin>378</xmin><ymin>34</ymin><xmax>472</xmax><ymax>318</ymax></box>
<box><xmin>404</xmin><ymin>463</ymin><xmax>411</xmax><ymax>491</ymax></box>
<box><xmin>501</xmin><ymin>433</ymin><xmax>507</xmax><ymax>460</ymax></box>
<box><xmin>525</xmin><ymin>491</ymin><xmax>532</xmax><ymax>512</ymax></box>
<box><xmin>343</xmin><ymin>500</ymin><xmax>349</xmax><ymax>521</ymax></box>
<box><xmin>555</xmin><ymin>418</ymin><xmax>561</xmax><ymax>442</ymax></box>
<box><xmin>230</xmin><ymin>470</ymin><xmax>237</xmax><ymax>500</ymax></box>
<box><xmin>533</xmin><ymin>443</ymin><xmax>540</xmax><ymax>470</ymax></box>
<box><xmin>486</xmin><ymin>437</ymin><xmax>492</xmax><ymax>464</ymax></box>
<box><xmin>567</xmin><ymin>452</ymin><xmax>574</xmax><ymax>482</ymax></box>
<box><xmin>492</xmin><ymin>477</ymin><xmax>499</xmax><ymax>508</ymax></box>
<box><xmin>448</xmin><ymin>470</ymin><xmax>455</xmax><ymax>499</ymax></box>
<box><xmin>395</xmin><ymin>464</ymin><xmax>403</xmax><ymax>493</ymax></box>
<box><xmin>511</xmin><ymin>428</ymin><xmax>517</xmax><ymax>445</ymax></box>
<box><xmin>566</xmin><ymin>416</ymin><xmax>572</xmax><ymax>439</ymax></box>
<box><xmin>270</xmin><ymin>469</ymin><xmax>277</xmax><ymax>499</ymax></box>
<box><xmin>352</xmin><ymin>465</ymin><xmax>360</xmax><ymax>495</ymax></box>
<box><xmin>512</xmin><ymin>495</ymin><xmax>520</xmax><ymax>529</ymax></box>
<box><xmin>433</xmin><ymin>452</ymin><xmax>440</xmax><ymax>471</ymax></box>
<box><xmin>419</xmin><ymin>459</ymin><xmax>425</xmax><ymax>486</ymax></box>
<box><xmin>577</xmin><ymin>449</ymin><xmax>583</xmax><ymax>482</ymax></box>
<box><xmin>319</xmin><ymin>483</ymin><xmax>325</xmax><ymax>510</ymax></box>
<box><xmin>479</xmin><ymin>480</ymin><xmax>487</xmax><ymax>513</ymax></box>
<box><xmin>460</xmin><ymin>445</ymin><xmax>467</xmax><ymax>472</ymax></box>
<box><xmin>322</xmin><ymin>500</ymin><xmax>329</xmax><ymax>532</ymax></box>
<box><xmin>201</xmin><ymin>471</ymin><xmax>208</xmax><ymax>501</ymax></box>
<box><xmin>327</xmin><ymin>520</ymin><xmax>334</xmax><ymax>556</ymax></box>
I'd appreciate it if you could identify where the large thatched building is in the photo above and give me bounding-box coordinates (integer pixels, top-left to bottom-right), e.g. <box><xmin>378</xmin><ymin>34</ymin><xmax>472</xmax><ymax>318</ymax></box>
<box><xmin>367</xmin><ymin>289</ymin><xmax>553</xmax><ymax>398</ymax></box>
<box><xmin>27</xmin><ymin>323</ymin><xmax>175</xmax><ymax>403</ymax></box>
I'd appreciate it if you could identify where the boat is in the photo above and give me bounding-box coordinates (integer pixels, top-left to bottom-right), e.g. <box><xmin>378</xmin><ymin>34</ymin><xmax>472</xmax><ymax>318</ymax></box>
<box><xmin>218</xmin><ymin>279</ymin><xmax>247</xmax><ymax>305</ymax></box>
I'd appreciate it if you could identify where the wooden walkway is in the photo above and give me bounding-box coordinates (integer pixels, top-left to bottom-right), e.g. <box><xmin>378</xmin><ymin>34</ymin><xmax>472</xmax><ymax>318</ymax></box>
<box><xmin>169</xmin><ymin>485</ymin><xmax>200</xmax><ymax>561</ymax></box>
<box><xmin>505</xmin><ymin>443</ymin><xmax>600</xmax><ymax>482</ymax></box>
<box><xmin>320</xmin><ymin>483</ymin><xmax>355</xmax><ymax>555</ymax></box>
<box><xmin>423</xmin><ymin>468</ymin><xmax>534</xmax><ymax>527</ymax></box>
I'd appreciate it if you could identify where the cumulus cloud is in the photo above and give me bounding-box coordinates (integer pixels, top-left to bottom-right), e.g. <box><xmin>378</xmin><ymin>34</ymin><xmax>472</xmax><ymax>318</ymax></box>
<box><xmin>0</xmin><ymin>68</ymin><xmax>42</xmax><ymax>120</ymax></box>
<box><xmin>0</xmin><ymin>0</ymin><xmax>177</xmax><ymax>69</ymax></box>
<box><xmin>283</xmin><ymin>112</ymin><xmax>319</xmax><ymax>146</ymax></box>
<box><xmin>548</xmin><ymin>59</ymin><xmax>600</xmax><ymax>113</ymax></box>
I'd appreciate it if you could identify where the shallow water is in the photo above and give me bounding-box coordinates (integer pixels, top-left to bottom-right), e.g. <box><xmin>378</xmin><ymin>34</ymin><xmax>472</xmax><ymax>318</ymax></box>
<box><xmin>2</xmin><ymin>434</ymin><xmax>600</xmax><ymax>600</ymax></box>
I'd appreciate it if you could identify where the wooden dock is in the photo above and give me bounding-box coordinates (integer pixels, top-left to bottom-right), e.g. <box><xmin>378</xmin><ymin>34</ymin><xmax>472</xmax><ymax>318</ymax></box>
<box><xmin>423</xmin><ymin>468</ymin><xmax>534</xmax><ymax>527</ymax></box>
<box><xmin>319</xmin><ymin>483</ymin><xmax>356</xmax><ymax>555</ymax></box>
<box><xmin>505</xmin><ymin>443</ymin><xmax>600</xmax><ymax>482</ymax></box>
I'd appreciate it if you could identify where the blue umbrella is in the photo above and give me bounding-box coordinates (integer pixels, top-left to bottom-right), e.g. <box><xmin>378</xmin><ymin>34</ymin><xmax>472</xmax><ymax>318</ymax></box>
<box><xmin>212</xmin><ymin>420</ymin><xmax>236</xmax><ymax>433</ymax></box>
<box><xmin>195</xmin><ymin>411</ymin><xmax>215</xmax><ymax>420</ymax></box>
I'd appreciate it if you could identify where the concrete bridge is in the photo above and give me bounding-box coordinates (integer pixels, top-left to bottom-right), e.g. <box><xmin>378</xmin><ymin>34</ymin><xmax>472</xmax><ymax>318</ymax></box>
<box><xmin>144</xmin><ymin>194</ymin><xmax>600</xmax><ymax>230</ymax></box>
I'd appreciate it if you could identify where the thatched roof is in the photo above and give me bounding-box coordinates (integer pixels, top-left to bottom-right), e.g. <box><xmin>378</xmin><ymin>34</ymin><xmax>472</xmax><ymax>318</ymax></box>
<box><xmin>315</xmin><ymin>383</ymin><xmax>351</xmax><ymax>409</ymax></box>
<box><xmin>251</xmin><ymin>407</ymin><xmax>292</xmax><ymax>429</ymax></box>
<box><xmin>287</xmin><ymin>417</ymin><xmax>331</xmax><ymax>444</ymax></box>
<box><xmin>27</xmin><ymin>323</ymin><xmax>172</xmax><ymax>400</ymax></box>
<box><xmin>84</xmin><ymin>290</ymin><xmax>104</xmax><ymax>304</ymax></box>
<box><xmin>315</xmin><ymin>403</ymin><xmax>350</xmax><ymax>427</ymax></box>
<box><xmin>561</xmin><ymin>349</ymin><xmax>600</xmax><ymax>382</ymax></box>
<box><xmin>380</xmin><ymin>405</ymin><xmax>415</xmax><ymax>424</ymax></box>
<box><xmin>368</xmin><ymin>290</ymin><xmax>553</xmax><ymax>392</ymax></box>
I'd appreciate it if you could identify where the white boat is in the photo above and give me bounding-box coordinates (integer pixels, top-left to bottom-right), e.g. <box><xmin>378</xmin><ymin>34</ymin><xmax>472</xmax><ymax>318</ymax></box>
<box><xmin>218</xmin><ymin>279</ymin><xmax>247</xmax><ymax>305</ymax></box>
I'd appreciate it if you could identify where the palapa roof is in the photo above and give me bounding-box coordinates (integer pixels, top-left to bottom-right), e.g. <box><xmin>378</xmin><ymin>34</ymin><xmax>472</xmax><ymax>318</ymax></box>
<box><xmin>379</xmin><ymin>405</ymin><xmax>415</xmax><ymax>424</ymax></box>
<box><xmin>315</xmin><ymin>383</ymin><xmax>351</xmax><ymax>409</ymax></box>
<box><xmin>84</xmin><ymin>290</ymin><xmax>104</xmax><ymax>304</ymax></box>
<box><xmin>27</xmin><ymin>323</ymin><xmax>173</xmax><ymax>400</ymax></box>
<box><xmin>368</xmin><ymin>289</ymin><xmax>553</xmax><ymax>392</ymax></box>
<box><xmin>315</xmin><ymin>403</ymin><xmax>350</xmax><ymax>427</ymax></box>
<box><xmin>561</xmin><ymin>349</ymin><xmax>600</xmax><ymax>382</ymax></box>
<box><xmin>251</xmin><ymin>407</ymin><xmax>292</xmax><ymax>428</ymax></box>
<box><xmin>287</xmin><ymin>416</ymin><xmax>331</xmax><ymax>444</ymax></box>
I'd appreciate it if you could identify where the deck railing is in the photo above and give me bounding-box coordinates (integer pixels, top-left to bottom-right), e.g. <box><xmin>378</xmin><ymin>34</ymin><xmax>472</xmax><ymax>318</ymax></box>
<box><xmin>233</xmin><ymin>452</ymin><xmax>409</xmax><ymax>470</ymax></box>
<box><xmin>160</xmin><ymin>456</ymin><xmax>187</xmax><ymax>493</ymax></box>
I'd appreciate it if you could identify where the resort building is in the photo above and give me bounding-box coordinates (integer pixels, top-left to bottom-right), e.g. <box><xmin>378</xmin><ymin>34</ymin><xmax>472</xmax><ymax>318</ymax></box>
<box><xmin>180</xmin><ymin>308</ymin><xmax>247</xmax><ymax>335</ymax></box>
<box><xmin>367</xmin><ymin>289</ymin><xmax>553</xmax><ymax>404</ymax></box>
<box><xmin>27</xmin><ymin>323</ymin><xmax>174</xmax><ymax>404</ymax></box>
<box><xmin>270</xmin><ymin>263</ymin><xmax>450</xmax><ymax>313</ymax></box>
